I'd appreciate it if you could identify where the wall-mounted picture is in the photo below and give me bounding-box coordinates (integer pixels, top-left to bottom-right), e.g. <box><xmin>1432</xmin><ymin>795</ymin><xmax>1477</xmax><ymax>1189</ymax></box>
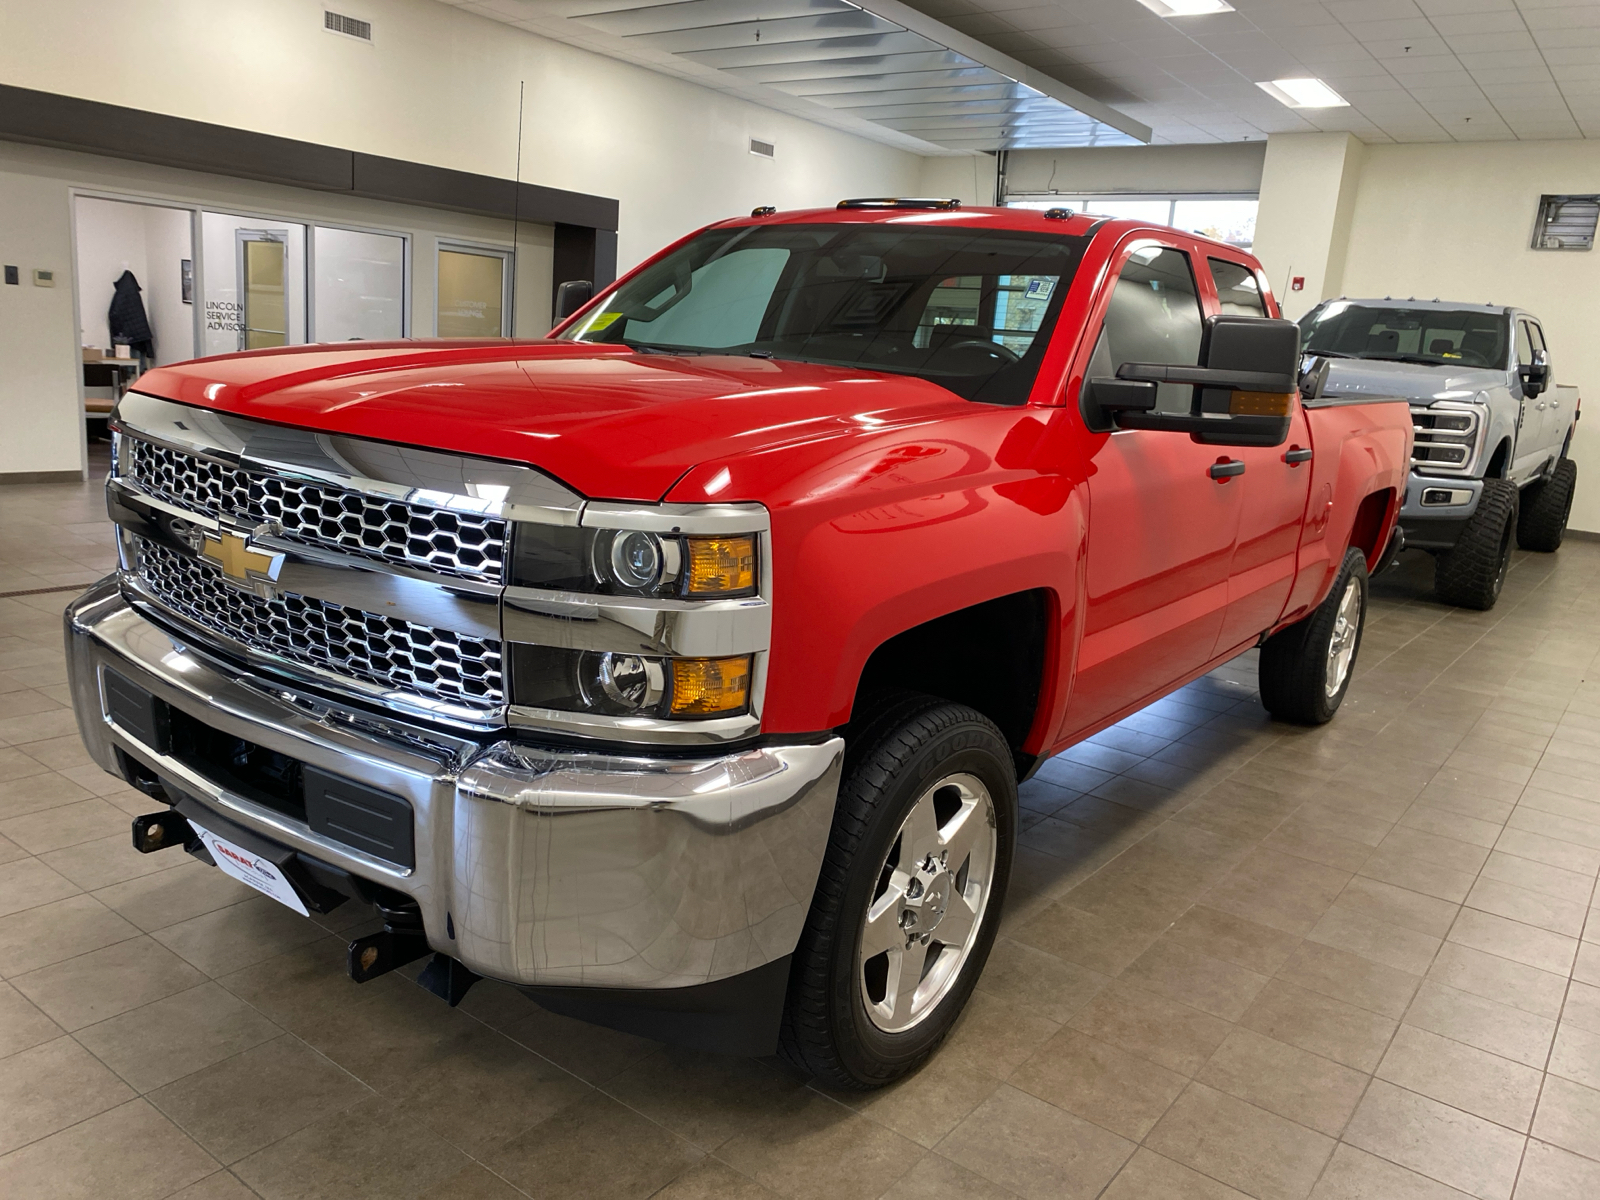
<box><xmin>181</xmin><ymin>257</ymin><xmax>193</xmax><ymax>304</ymax></box>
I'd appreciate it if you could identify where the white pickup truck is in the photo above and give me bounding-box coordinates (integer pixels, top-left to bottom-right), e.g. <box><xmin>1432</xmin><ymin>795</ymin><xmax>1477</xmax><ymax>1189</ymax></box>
<box><xmin>1297</xmin><ymin>299</ymin><xmax>1581</xmax><ymax>609</ymax></box>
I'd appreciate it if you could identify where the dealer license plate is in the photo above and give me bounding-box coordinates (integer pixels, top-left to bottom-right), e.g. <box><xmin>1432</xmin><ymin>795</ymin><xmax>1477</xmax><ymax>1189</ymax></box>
<box><xmin>189</xmin><ymin>821</ymin><xmax>310</xmax><ymax>916</ymax></box>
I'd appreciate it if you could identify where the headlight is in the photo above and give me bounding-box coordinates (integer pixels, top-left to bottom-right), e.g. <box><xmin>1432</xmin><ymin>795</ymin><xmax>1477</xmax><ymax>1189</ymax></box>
<box><xmin>510</xmin><ymin>645</ymin><xmax>751</xmax><ymax>718</ymax></box>
<box><xmin>511</xmin><ymin>523</ymin><xmax>757</xmax><ymax>598</ymax></box>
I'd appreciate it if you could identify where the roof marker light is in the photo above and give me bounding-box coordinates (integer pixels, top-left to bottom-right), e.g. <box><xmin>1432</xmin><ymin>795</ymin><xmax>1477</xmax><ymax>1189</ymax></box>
<box><xmin>1257</xmin><ymin>78</ymin><xmax>1350</xmax><ymax>109</ymax></box>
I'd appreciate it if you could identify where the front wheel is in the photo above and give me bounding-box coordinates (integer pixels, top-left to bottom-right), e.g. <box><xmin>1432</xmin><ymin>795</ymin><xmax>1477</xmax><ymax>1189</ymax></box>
<box><xmin>1259</xmin><ymin>546</ymin><xmax>1369</xmax><ymax>725</ymax></box>
<box><xmin>779</xmin><ymin>694</ymin><xmax>1015</xmax><ymax>1089</ymax></box>
<box><xmin>1434</xmin><ymin>478</ymin><xmax>1517</xmax><ymax>610</ymax></box>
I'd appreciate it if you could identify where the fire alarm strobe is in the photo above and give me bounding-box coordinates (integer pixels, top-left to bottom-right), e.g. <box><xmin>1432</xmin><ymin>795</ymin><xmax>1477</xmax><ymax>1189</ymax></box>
<box><xmin>1291</xmin><ymin>276</ymin><xmax>1305</xmax><ymax>291</ymax></box>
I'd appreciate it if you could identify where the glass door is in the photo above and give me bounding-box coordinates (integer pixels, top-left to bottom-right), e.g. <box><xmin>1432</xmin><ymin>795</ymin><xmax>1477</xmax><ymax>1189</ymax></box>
<box><xmin>237</xmin><ymin>231</ymin><xmax>289</xmax><ymax>350</ymax></box>
<box><xmin>437</xmin><ymin>245</ymin><xmax>510</xmax><ymax>337</ymax></box>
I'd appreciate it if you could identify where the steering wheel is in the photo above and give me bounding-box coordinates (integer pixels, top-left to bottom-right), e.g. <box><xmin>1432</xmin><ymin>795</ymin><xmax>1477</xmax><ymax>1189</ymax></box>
<box><xmin>946</xmin><ymin>338</ymin><xmax>1020</xmax><ymax>365</ymax></box>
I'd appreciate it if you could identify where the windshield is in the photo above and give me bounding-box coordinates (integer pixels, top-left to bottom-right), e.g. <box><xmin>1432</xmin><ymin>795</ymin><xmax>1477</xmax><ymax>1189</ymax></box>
<box><xmin>560</xmin><ymin>223</ymin><xmax>1086</xmax><ymax>405</ymax></box>
<box><xmin>1298</xmin><ymin>303</ymin><xmax>1508</xmax><ymax>369</ymax></box>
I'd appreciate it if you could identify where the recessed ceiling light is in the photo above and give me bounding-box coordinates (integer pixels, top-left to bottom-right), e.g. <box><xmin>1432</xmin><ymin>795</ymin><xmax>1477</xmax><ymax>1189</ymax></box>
<box><xmin>1135</xmin><ymin>0</ymin><xmax>1235</xmax><ymax>16</ymax></box>
<box><xmin>1257</xmin><ymin>78</ymin><xmax>1350</xmax><ymax>108</ymax></box>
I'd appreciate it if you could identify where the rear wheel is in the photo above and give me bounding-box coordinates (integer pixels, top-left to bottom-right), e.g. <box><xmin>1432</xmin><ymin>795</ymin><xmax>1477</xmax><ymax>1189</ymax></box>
<box><xmin>1517</xmin><ymin>458</ymin><xmax>1577</xmax><ymax>552</ymax></box>
<box><xmin>1259</xmin><ymin>546</ymin><xmax>1369</xmax><ymax>725</ymax></box>
<box><xmin>779</xmin><ymin>694</ymin><xmax>1015</xmax><ymax>1089</ymax></box>
<box><xmin>1434</xmin><ymin>478</ymin><xmax>1518</xmax><ymax>610</ymax></box>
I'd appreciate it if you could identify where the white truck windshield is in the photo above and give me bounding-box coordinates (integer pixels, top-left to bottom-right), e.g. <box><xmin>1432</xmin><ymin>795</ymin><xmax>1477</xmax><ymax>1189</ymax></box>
<box><xmin>1300</xmin><ymin>303</ymin><xmax>1508</xmax><ymax>369</ymax></box>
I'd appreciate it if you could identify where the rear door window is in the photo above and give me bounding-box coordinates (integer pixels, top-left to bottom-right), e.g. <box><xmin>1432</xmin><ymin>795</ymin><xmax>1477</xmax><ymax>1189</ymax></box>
<box><xmin>1208</xmin><ymin>258</ymin><xmax>1267</xmax><ymax>317</ymax></box>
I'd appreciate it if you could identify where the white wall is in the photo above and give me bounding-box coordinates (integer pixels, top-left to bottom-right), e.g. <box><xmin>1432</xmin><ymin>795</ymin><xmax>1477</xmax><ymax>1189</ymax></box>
<box><xmin>1338</xmin><ymin>140</ymin><xmax>1600</xmax><ymax>533</ymax></box>
<box><xmin>142</xmin><ymin>206</ymin><xmax>195</xmax><ymax>364</ymax></box>
<box><xmin>1252</xmin><ymin>133</ymin><xmax>1366</xmax><ymax>323</ymax></box>
<box><xmin>0</xmin><ymin>0</ymin><xmax>922</xmax><ymax>275</ymax></box>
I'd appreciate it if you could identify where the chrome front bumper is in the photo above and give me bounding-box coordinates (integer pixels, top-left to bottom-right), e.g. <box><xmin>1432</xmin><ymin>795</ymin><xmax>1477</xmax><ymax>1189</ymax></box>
<box><xmin>66</xmin><ymin>578</ymin><xmax>843</xmax><ymax>991</ymax></box>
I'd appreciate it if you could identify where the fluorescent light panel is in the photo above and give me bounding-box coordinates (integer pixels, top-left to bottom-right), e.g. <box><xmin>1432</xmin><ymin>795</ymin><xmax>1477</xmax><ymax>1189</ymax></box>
<box><xmin>1257</xmin><ymin>78</ymin><xmax>1349</xmax><ymax>109</ymax></box>
<box><xmin>1135</xmin><ymin>0</ymin><xmax>1235</xmax><ymax>16</ymax></box>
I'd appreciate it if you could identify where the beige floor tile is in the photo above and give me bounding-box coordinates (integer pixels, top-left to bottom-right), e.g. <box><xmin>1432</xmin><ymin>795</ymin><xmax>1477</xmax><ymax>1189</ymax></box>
<box><xmin>1336</xmin><ymin>876</ymin><xmax>1461</xmax><ymax>939</ymax></box>
<box><xmin>0</xmin><ymin>891</ymin><xmax>136</xmax><ymax>977</ymax></box>
<box><xmin>167</xmin><ymin>1172</ymin><xmax>263</xmax><ymax>1200</ymax></box>
<box><xmin>234</xmin><ymin>1095</ymin><xmax>473</xmax><ymax>1200</ymax></box>
<box><xmin>1009</xmin><ymin>1028</ymin><xmax>1185</xmax><ymax>1140</ymax></box>
<box><xmin>11</xmin><ymin>934</ymin><xmax>205</xmax><ymax>1030</ymax></box>
<box><xmin>1513</xmin><ymin>1139</ymin><xmax>1600</xmax><ymax>1200</ymax></box>
<box><xmin>1427</xmin><ymin>943</ymin><xmax>1569</xmax><ymax>1020</ymax></box>
<box><xmin>1399</xmin><ymin>805</ymin><xmax>1504</xmax><ymax>849</ymax></box>
<box><xmin>647</xmin><ymin>1159</ymin><xmax>783</xmax><ymax>1200</ymax></box>
<box><xmin>1309</xmin><ymin>1143</ymin><xmax>1474</xmax><ymax>1199</ymax></box>
<box><xmin>1344</xmin><ymin>1079</ymin><xmax>1525</xmax><ymax>1200</ymax></box>
<box><xmin>972</xmin><ymin>936</ymin><xmax>1109</xmax><ymax>1023</ymax></box>
<box><xmin>1067</xmin><ymin>981</ymin><xmax>1234</xmax><ymax>1075</ymax></box>
<box><xmin>1376</xmin><ymin>1025</ymin><xmax>1543</xmax><ymax>1132</ymax></box>
<box><xmin>1531</xmin><ymin>1074</ymin><xmax>1600</xmax><ymax>1162</ymax></box>
<box><xmin>0</xmin><ymin>1099</ymin><xmax>217</xmax><ymax>1200</ymax></box>
<box><xmin>1577</xmin><ymin>941</ymin><xmax>1600</xmax><ymax>986</ymax></box>
<box><xmin>938</xmin><ymin>1084</ymin><xmax>1134</xmax><ymax>1200</ymax></box>
<box><xmin>1548</xmin><ymin>1021</ymin><xmax>1600</xmax><ymax>1090</ymax></box>
<box><xmin>1164</xmin><ymin>904</ymin><xmax>1304</xmax><ymax>975</ymax></box>
<box><xmin>1478</xmin><ymin>851</ymin><xmax>1594</xmax><ymax>903</ymax></box>
<box><xmin>1447</xmin><ymin>909</ymin><xmax>1578</xmax><ymax>976</ymax></box>
<box><xmin>1146</xmin><ymin>1081</ymin><xmax>1335</xmax><ymax>1200</ymax></box>
<box><xmin>1404</xmin><ymin>981</ymin><xmax>1556</xmax><ymax>1069</ymax></box>
<box><xmin>0</xmin><ymin>1035</ymin><xmax>135</xmax><ymax>1154</ymax></box>
<box><xmin>94</xmin><ymin>858</ymin><xmax>257</xmax><ymax>932</ymax></box>
<box><xmin>0</xmin><ymin>981</ymin><xmax>62</xmax><ymax>1060</ymax></box>
<box><xmin>602</xmin><ymin>1048</ymin><xmax>801</xmax><ymax>1154</ymax></box>
<box><xmin>877</xmin><ymin>1152</ymin><xmax>1017</xmax><ymax>1200</ymax></box>
<box><xmin>1359</xmin><ymin>847</ymin><xmax>1479</xmax><ymax>905</ymax></box>
<box><xmin>0</xmin><ymin>770</ymin><xmax>92</xmax><ymax>821</ymax></box>
<box><xmin>1010</xmin><ymin>900</ymin><xmax>1159</xmax><ymax>975</ymax></box>
<box><xmin>1308</xmin><ymin>905</ymin><xmax>1444</xmax><ymax>976</ymax></box>
<box><xmin>1121</xmin><ymin>936</ymin><xmax>1272</xmax><ymax>1021</ymax></box>
<box><xmin>932</xmin><ymin>989</ymin><xmax>1061</xmax><ymax>1081</ymax></box>
<box><xmin>77</xmin><ymin>981</ymin><xmax>282</xmax><ymax>1092</ymax></box>
<box><xmin>1563</xmin><ymin>980</ymin><xmax>1600</xmax><ymax>1034</ymax></box>
<box><xmin>0</xmin><ymin>795</ymin><xmax>128</xmax><ymax>854</ymax></box>
<box><xmin>39</xmin><ymin>831</ymin><xmax>185</xmax><ymax>891</ymax></box>
<box><xmin>1465</xmin><ymin>878</ymin><xmax>1588</xmax><ymax>938</ymax></box>
<box><xmin>148</xmin><ymin>1035</ymin><xmax>373</xmax><ymax>1164</ymax></box>
<box><xmin>0</xmin><ymin>855</ymin><xmax>80</xmax><ymax>920</ymax></box>
<box><xmin>824</xmin><ymin>1051</ymin><xmax>999</xmax><ymax>1150</ymax></box>
<box><xmin>1202</xmin><ymin>848</ymin><xmax>1352</xmax><ymax>936</ymax></box>
<box><xmin>1376</xmin><ymin>826</ymin><xmax>1492</xmax><ymax>876</ymax></box>
<box><xmin>1260</xmin><ymin>817</ymin><xmax>1375</xmax><ymax>872</ymax></box>
<box><xmin>1197</xmin><ymin>1027</ymin><xmax>1367</xmax><ymax>1136</ymax></box>
<box><xmin>153</xmin><ymin>895</ymin><xmax>328</xmax><ymax>977</ymax></box>
<box><xmin>1101</xmin><ymin>1147</ymin><xmax>1252</xmax><ymax>1197</ymax></box>
<box><xmin>297</xmin><ymin>979</ymin><xmax>489</xmax><ymax>1093</ymax></box>
<box><xmin>1277</xmin><ymin>940</ymin><xmax>1422</xmax><ymax>1020</ymax></box>
<box><xmin>1493</xmin><ymin>827</ymin><xmax>1600</xmax><ymax>877</ymax></box>
<box><xmin>494</xmin><ymin>1003</ymin><xmax>657</xmax><ymax>1088</ymax></box>
<box><xmin>1240</xmin><ymin>978</ymin><xmax>1396</xmax><ymax>1073</ymax></box>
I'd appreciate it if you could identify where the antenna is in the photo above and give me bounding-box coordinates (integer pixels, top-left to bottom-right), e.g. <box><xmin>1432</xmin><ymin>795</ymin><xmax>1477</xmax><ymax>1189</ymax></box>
<box><xmin>510</xmin><ymin>80</ymin><xmax>525</xmax><ymax>338</ymax></box>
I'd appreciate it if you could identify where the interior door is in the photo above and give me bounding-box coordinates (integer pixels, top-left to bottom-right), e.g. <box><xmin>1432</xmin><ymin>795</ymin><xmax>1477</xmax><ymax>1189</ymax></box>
<box><xmin>237</xmin><ymin>231</ymin><xmax>288</xmax><ymax>351</ymax></box>
<box><xmin>1205</xmin><ymin>256</ymin><xmax>1314</xmax><ymax>651</ymax></box>
<box><xmin>437</xmin><ymin>246</ymin><xmax>509</xmax><ymax>337</ymax></box>
<box><xmin>1061</xmin><ymin>239</ymin><xmax>1243</xmax><ymax>738</ymax></box>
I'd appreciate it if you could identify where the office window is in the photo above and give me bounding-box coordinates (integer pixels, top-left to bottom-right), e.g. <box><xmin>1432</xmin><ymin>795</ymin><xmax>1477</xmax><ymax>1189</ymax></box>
<box><xmin>1007</xmin><ymin>195</ymin><xmax>1258</xmax><ymax>251</ymax></box>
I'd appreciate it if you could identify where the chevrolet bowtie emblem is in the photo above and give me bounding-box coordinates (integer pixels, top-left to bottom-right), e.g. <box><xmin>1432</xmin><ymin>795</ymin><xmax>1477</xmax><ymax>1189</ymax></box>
<box><xmin>201</xmin><ymin>529</ymin><xmax>285</xmax><ymax>598</ymax></box>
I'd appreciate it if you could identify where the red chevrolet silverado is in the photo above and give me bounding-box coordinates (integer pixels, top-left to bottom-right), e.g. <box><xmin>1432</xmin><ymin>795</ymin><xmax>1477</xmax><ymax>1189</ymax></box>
<box><xmin>68</xmin><ymin>200</ymin><xmax>1410</xmax><ymax>1089</ymax></box>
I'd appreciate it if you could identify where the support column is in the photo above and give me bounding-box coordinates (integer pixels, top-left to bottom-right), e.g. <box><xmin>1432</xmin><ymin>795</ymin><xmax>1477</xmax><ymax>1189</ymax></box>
<box><xmin>1251</xmin><ymin>133</ymin><xmax>1366</xmax><ymax>321</ymax></box>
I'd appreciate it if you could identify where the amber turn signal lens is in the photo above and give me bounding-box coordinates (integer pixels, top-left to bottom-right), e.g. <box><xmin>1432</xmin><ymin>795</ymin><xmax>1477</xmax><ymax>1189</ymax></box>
<box><xmin>669</xmin><ymin>655</ymin><xmax>751</xmax><ymax>716</ymax></box>
<box><xmin>685</xmin><ymin>536</ymin><xmax>756</xmax><ymax>595</ymax></box>
<box><xmin>1230</xmin><ymin>390</ymin><xmax>1293</xmax><ymax>416</ymax></box>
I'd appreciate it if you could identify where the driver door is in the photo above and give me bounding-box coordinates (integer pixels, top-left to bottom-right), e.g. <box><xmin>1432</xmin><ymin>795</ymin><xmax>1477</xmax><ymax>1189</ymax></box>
<box><xmin>1060</xmin><ymin>237</ymin><xmax>1244</xmax><ymax>738</ymax></box>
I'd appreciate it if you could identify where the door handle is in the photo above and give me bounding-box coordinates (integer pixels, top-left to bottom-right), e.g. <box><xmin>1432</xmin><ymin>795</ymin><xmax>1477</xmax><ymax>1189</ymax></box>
<box><xmin>1209</xmin><ymin>459</ymin><xmax>1246</xmax><ymax>481</ymax></box>
<box><xmin>1283</xmin><ymin>447</ymin><xmax>1313</xmax><ymax>465</ymax></box>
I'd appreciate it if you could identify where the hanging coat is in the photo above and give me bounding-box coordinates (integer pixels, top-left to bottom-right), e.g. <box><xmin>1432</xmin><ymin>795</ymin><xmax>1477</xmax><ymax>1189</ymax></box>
<box><xmin>108</xmin><ymin>270</ymin><xmax>154</xmax><ymax>358</ymax></box>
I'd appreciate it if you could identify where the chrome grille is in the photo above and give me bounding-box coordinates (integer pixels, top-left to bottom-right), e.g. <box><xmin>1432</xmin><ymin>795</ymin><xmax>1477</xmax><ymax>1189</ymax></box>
<box><xmin>123</xmin><ymin>436</ymin><xmax>507</xmax><ymax>582</ymax></box>
<box><xmin>133</xmin><ymin>538</ymin><xmax>503</xmax><ymax>708</ymax></box>
<box><xmin>1410</xmin><ymin>405</ymin><xmax>1479</xmax><ymax>475</ymax></box>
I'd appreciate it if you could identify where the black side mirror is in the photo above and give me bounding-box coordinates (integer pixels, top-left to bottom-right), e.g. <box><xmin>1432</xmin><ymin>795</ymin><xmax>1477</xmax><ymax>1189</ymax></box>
<box><xmin>1088</xmin><ymin>315</ymin><xmax>1299</xmax><ymax>447</ymax></box>
<box><xmin>554</xmin><ymin>279</ymin><xmax>593</xmax><ymax>320</ymax></box>
<box><xmin>1520</xmin><ymin>347</ymin><xmax>1550</xmax><ymax>398</ymax></box>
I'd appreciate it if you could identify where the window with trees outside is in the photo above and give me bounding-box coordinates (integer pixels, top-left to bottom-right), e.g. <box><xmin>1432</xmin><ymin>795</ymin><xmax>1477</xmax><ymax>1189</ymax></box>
<box><xmin>1006</xmin><ymin>196</ymin><xmax>1258</xmax><ymax>252</ymax></box>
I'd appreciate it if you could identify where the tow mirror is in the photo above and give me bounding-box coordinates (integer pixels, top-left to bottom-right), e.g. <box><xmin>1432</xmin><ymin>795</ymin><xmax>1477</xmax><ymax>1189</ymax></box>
<box><xmin>1520</xmin><ymin>348</ymin><xmax>1550</xmax><ymax>398</ymax></box>
<box><xmin>1087</xmin><ymin>315</ymin><xmax>1299</xmax><ymax>447</ymax></box>
<box><xmin>554</xmin><ymin>279</ymin><xmax>593</xmax><ymax>320</ymax></box>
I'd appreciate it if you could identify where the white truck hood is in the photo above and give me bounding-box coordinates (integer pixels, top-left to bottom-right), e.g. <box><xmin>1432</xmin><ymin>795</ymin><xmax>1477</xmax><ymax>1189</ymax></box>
<box><xmin>1316</xmin><ymin>357</ymin><xmax>1502</xmax><ymax>403</ymax></box>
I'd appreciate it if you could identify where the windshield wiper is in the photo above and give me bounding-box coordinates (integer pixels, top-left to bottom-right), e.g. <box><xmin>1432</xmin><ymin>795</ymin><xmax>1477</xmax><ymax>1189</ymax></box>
<box><xmin>1303</xmin><ymin>350</ymin><xmax>1358</xmax><ymax>359</ymax></box>
<box><xmin>621</xmin><ymin>340</ymin><xmax>706</xmax><ymax>356</ymax></box>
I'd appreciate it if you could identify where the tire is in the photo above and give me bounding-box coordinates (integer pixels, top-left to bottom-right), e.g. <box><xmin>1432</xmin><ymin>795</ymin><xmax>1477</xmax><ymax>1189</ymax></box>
<box><xmin>779</xmin><ymin>693</ymin><xmax>1016</xmax><ymax>1089</ymax></box>
<box><xmin>1259</xmin><ymin>546</ymin><xmax>1369</xmax><ymax>726</ymax></box>
<box><xmin>1434</xmin><ymin>478</ymin><xmax>1518</xmax><ymax>610</ymax></box>
<box><xmin>1517</xmin><ymin>458</ymin><xmax>1577</xmax><ymax>552</ymax></box>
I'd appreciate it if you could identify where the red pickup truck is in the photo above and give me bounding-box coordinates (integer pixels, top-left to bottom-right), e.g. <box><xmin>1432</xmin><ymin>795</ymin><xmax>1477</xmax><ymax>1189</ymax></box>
<box><xmin>68</xmin><ymin>200</ymin><xmax>1410</xmax><ymax>1089</ymax></box>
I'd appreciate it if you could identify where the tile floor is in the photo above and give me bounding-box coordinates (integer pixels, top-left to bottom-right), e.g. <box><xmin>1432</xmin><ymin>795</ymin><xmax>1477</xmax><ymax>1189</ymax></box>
<box><xmin>3</xmin><ymin>454</ymin><xmax>1600</xmax><ymax>1199</ymax></box>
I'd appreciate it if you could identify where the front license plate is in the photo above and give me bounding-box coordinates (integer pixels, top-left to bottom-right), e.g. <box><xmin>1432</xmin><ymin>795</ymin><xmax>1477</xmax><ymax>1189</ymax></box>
<box><xmin>189</xmin><ymin>821</ymin><xmax>310</xmax><ymax>916</ymax></box>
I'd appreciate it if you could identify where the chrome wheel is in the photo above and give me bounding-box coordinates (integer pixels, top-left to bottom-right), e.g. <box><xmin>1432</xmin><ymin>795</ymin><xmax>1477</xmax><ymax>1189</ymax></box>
<box><xmin>1324</xmin><ymin>576</ymin><xmax>1362</xmax><ymax>698</ymax></box>
<box><xmin>858</xmin><ymin>773</ymin><xmax>997</xmax><ymax>1034</ymax></box>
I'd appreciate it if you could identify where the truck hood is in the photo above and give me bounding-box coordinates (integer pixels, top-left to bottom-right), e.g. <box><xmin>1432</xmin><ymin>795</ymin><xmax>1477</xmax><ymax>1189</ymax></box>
<box><xmin>1316</xmin><ymin>357</ymin><xmax>1503</xmax><ymax>403</ymax></box>
<box><xmin>130</xmin><ymin>340</ymin><xmax>971</xmax><ymax>501</ymax></box>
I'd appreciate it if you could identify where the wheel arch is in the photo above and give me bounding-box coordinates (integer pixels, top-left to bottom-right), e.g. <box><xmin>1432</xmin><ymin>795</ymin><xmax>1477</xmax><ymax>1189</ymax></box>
<box><xmin>1347</xmin><ymin>487</ymin><xmax>1398</xmax><ymax>569</ymax></box>
<box><xmin>848</xmin><ymin>588</ymin><xmax>1054</xmax><ymax>777</ymax></box>
<box><xmin>1484</xmin><ymin>436</ymin><xmax>1512</xmax><ymax>479</ymax></box>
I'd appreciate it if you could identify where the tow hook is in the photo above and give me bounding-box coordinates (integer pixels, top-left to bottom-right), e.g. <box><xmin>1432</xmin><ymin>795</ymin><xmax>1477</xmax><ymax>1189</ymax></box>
<box><xmin>131</xmin><ymin>810</ymin><xmax>197</xmax><ymax>855</ymax></box>
<box><xmin>346</xmin><ymin>895</ymin><xmax>479</xmax><ymax>1006</ymax></box>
